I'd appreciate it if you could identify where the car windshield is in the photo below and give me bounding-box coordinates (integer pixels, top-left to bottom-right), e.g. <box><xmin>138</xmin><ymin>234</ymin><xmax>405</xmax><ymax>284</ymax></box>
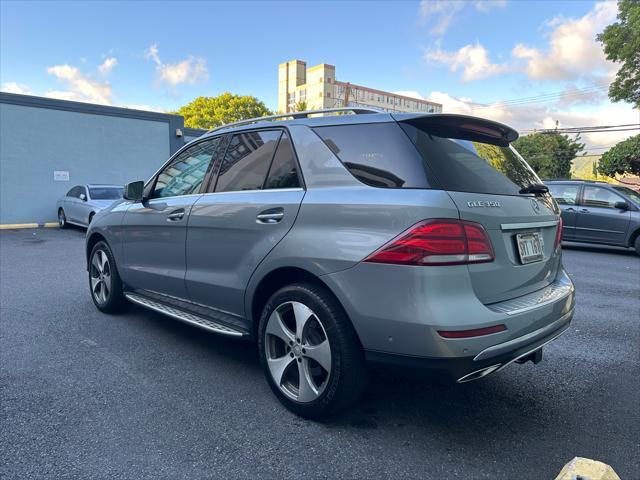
<box><xmin>613</xmin><ymin>186</ymin><xmax>640</xmax><ymax>204</ymax></box>
<box><xmin>89</xmin><ymin>187</ymin><xmax>123</xmax><ymax>200</ymax></box>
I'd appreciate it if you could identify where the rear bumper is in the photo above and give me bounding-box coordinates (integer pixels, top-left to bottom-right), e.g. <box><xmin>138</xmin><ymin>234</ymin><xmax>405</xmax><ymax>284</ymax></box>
<box><xmin>321</xmin><ymin>261</ymin><xmax>575</xmax><ymax>380</ymax></box>
<box><xmin>365</xmin><ymin>307</ymin><xmax>573</xmax><ymax>382</ymax></box>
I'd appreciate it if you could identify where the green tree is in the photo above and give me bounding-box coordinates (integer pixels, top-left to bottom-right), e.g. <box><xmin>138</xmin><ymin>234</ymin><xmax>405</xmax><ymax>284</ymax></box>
<box><xmin>176</xmin><ymin>93</ymin><xmax>272</xmax><ymax>129</ymax></box>
<box><xmin>597</xmin><ymin>0</ymin><xmax>640</xmax><ymax>107</ymax></box>
<box><xmin>294</xmin><ymin>100</ymin><xmax>308</xmax><ymax>112</ymax></box>
<box><xmin>597</xmin><ymin>134</ymin><xmax>640</xmax><ymax>176</ymax></box>
<box><xmin>512</xmin><ymin>132</ymin><xmax>585</xmax><ymax>179</ymax></box>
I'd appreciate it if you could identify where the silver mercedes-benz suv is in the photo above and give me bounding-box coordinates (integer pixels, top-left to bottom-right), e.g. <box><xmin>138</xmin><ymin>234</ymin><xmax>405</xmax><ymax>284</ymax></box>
<box><xmin>86</xmin><ymin>108</ymin><xmax>575</xmax><ymax>418</ymax></box>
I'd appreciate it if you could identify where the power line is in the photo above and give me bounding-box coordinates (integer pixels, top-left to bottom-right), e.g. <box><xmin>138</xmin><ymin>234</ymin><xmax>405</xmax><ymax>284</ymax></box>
<box><xmin>552</xmin><ymin>127</ymin><xmax>639</xmax><ymax>134</ymax></box>
<box><xmin>470</xmin><ymin>83</ymin><xmax>610</xmax><ymax>110</ymax></box>
<box><xmin>524</xmin><ymin>123</ymin><xmax>639</xmax><ymax>131</ymax></box>
<box><xmin>520</xmin><ymin>124</ymin><xmax>640</xmax><ymax>135</ymax></box>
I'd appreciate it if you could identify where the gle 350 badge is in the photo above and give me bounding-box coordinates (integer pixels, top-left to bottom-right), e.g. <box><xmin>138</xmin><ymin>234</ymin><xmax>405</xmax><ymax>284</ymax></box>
<box><xmin>467</xmin><ymin>200</ymin><xmax>502</xmax><ymax>208</ymax></box>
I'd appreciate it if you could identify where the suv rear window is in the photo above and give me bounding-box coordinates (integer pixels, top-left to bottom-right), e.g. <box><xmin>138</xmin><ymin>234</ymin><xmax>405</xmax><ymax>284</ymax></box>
<box><xmin>314</xmin><ymin>122</ymin><xmax>541</xmax><ymax>195</ymax></box>
<box><xmin>399</xmin><ymin>123</ymin><xmax>540</xmax><ymax>196</ymax></box>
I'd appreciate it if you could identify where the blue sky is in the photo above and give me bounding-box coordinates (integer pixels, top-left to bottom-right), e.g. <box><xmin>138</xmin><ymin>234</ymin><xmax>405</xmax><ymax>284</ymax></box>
<box><xmin>1</xmin><ymin>1</ymin><xmax>637</xmax><ymax>150</ymax></box>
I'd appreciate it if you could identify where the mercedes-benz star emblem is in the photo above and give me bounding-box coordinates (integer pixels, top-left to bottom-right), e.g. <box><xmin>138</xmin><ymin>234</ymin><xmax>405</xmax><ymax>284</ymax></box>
<box><xmin>531</xmin><ymin>198</ymin><xmax>540</xmax><ymax>214</ymax></box>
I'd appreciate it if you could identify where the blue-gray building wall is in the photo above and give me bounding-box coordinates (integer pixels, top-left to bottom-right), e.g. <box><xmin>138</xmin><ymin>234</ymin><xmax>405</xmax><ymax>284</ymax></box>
<box><xmin>0</xmin><ymin>93</ymin><xmax>186</xmax><ymax>225</ymax></box>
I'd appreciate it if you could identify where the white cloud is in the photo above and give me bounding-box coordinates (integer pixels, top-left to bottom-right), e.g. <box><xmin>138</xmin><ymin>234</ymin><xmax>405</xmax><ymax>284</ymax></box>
<box><xmin>428</xmin><ymin>90</ymin><xmax>638</xmax><ymax>152</ymax></box>
<box><xmin>145</xmin><ymin>44</ymin><xmax>161</xmax><ymax>65</ymax></box>
<box><xmin>419</xmin><ymin>0</ymin><xmax>507</xmax><ymax>35</ymax></box>
<box><xmin>393</xmin><ymin>90</ymin><xmax>427</xmax><ymax>100</ymax></box>
<box><xmin>98</xmin><ymin>57</ymin><xmax>118</xmax><ymax>74</ymax></box>
<box><xmin>426</xmin><ymin>42</ymin><xmax>508</xmax><ymax>81</ymax></box>
<box><xmin>45</xmin><ymin>64</ymin><xmax>112</xmax><ymax>105</ymax></box>
<box><xmin>512</xmin><ymin>1</ymin><xmax>618</xmax><ymax>81</ymax></box>
<box><xmin>473</xmin><ymin>0</ymin><xmax>508</xmax><ymax>13</ymax></box>
<box><xmin>121</xmin><ymin>104</ymin><xmax>166</xmax><ymax>113</ymax></box>
<box><xmin>1</xmin><ymin>82</ymin><xmax>32</xmax><ymax>95</ymax></box>
<box><xmin>145</xmin><ymin>43</ymin><xmax>208</xmax><ymax>87</ymax></box>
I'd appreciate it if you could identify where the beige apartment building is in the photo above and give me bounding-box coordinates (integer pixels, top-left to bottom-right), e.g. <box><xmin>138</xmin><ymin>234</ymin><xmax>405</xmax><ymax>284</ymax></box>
<box><xmin>278</xmin><ymin>59</ymin><xmax>442</xmax><ymax>114</ymax></box>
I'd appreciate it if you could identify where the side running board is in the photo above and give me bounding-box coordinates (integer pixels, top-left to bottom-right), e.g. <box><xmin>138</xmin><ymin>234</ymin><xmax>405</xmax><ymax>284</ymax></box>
<box><xmin>125</xmin><ymin>293</ymin><xmax>245</xmax><ymax>337</ymax></box>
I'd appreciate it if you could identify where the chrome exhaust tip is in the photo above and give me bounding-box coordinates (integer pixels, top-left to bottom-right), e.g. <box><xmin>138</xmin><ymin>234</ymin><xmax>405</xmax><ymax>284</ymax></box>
<box><xmin>457</xmin><ymin>364</ymin><xmax>502</xmax><ymax>383</ymax></box>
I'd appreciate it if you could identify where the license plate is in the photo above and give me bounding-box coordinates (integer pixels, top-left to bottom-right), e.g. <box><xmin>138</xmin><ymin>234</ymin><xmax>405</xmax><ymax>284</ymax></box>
<box><xmin>516</xmin><ymin>232</ymin><xmax>544</xmax><ymax>264</ymax></box>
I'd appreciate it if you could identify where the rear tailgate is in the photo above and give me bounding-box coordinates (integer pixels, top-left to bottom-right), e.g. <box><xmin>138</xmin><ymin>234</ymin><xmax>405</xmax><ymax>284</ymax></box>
<box><xmin>447</xmin><ymin>191</ymin><xmax>560</xmax><ymax>303</ymax></box>
<box><xmin>396</xmin><ymin>113</ymin><xmax>562</xmax><ymax>304</ymax></box>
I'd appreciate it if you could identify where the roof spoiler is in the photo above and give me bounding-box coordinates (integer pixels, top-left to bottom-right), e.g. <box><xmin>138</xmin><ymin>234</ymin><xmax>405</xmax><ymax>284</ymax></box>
<box><xmin>392</xmin><ymin>113</ymin><xmax>519</xmax><ymax>147</ymax></box>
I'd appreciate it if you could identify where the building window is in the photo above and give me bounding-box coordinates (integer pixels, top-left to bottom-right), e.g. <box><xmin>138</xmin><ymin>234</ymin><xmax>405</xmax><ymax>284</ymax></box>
<box><xmin>327</xmin><ymin>92</ymin><xmax>331</xmax><ymax>98</ymax></box>
<box><xmin>327</xmin><ymin>77</ymin><xmax>332</xmax><ymax>83</ymax></box>
<box><xmin>319</xmin><ymin>92</ymin><xmax>323</xmax><ymax>97</ymax></box>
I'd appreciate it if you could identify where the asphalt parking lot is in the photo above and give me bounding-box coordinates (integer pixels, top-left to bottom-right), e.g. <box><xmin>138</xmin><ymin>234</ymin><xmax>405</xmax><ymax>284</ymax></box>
<box><xmin>1</xmin><ymin>227</ymin><xmax>638</xmax><ymax>479</ymax></box>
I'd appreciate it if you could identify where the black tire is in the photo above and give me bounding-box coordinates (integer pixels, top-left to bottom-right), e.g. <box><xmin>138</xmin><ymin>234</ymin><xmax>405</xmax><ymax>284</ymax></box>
<box><xmin>88</xmin><ymin>241</ymin><xmax>130</xmax><ymax>313</ymax></box>
<box><xmin>258</xmin><ymin>282</ymin><xmax>368</xmax><ymax>419</ymax></box>
<box><xmin>635</xmin><ymin>235</ymin><xmax>640</xmax><ymax>258</ymax></box>
<box><xmin>58</xmin><ymin>208</ymin><xmax>68</xmax><ymax>229</ymax></box>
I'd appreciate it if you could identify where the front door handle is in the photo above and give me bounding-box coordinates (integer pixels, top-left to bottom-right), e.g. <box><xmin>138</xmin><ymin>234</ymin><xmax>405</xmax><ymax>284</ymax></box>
<box><xmin>579</xmin><ymin>208</ymin><xmax>589</xmax><ymax>213</ymax></box>
<box><xmin>565</xmin><ymin>207</ymin><xmax>575</xmax><ymax>212</ymax></box>
<box><xmin>257</xmin><ymin>208</ymin><xmax>284</xmax><ymax>224</ymax></box>
<box><xmin>167</xmin><ymin>209</ymin><xmax>185</xmax><ymax>221</ymax></box>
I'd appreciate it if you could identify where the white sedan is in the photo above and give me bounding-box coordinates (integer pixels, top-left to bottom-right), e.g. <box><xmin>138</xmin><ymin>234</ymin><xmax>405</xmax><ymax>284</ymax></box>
<box><xmin>56</xmin><ymin>184</ymin><xmax>123</xmax><ymax>228</ymax></box>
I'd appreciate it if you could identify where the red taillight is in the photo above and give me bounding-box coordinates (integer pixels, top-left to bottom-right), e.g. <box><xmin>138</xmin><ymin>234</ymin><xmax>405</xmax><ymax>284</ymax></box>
<box><xmin>554</xmin><ymin>217</ymin><xmax>563</xmax><ymax>250</ymax></box>
<box><xmin>364</xmin><ymin>219</ymin><xmax>494</xmax><ymax>266</ymax></box>
<box><xmin>438</xmin><ymin>324</ymin><xmax>506</xmax><ymax>339</ymax></box>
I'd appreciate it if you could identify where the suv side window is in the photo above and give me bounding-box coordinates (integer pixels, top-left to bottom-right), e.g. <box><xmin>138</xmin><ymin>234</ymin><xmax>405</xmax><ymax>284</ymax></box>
<box><xmin>265</xmin><ymin>131</ymin><xmax>301</xmax><ymax>189</ymax></box>
<box><xmin>215</xmin><ymin>130</ymin><xmax>281</xmax><ymax>192</ymax></box>
<box><xmin>582</xmin><ymin>186</ymin><xmax>625</xmax><ymax>209</ymax></box>
<box><xmin>152</xmin><ymin>138</ymin><xmax>220</xmax><ymax>199</ymax></box>
<box><xmin>548</xmin><ymin>184</ymin><xmax>580</xmax><ymax>205</ymax></box>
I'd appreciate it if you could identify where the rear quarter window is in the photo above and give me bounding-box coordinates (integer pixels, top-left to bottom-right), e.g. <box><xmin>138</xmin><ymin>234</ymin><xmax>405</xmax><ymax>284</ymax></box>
<box><xmin>313</xmin><ymin>123</ymin><xmax>432</xmax><ymax>188</ymax></box>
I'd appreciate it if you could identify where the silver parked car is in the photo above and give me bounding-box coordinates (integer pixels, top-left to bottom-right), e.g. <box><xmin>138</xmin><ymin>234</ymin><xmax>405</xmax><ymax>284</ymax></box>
<box><xmin>57</xmin><ymin>184</ymin><xmax>123</xmax><ymax>228</ymax></box>
<box><xmin>85</xmin><ymin>108</ymin><xmax>575</xmax><ymax>418</ymax></box>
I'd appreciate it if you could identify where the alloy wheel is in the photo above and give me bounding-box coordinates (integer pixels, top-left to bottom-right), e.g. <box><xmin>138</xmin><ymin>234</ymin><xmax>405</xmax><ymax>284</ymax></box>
<box><xmin>265</xmin><ymin>301</ymin><xmax>332</xmax><ymax>403</ymax></box>
<box><xmin>90</xmin><ymin>250</ymin><xmax>111</xmax><ymax>305</ymax></box>
<box><xmin>58</xmin><ymin>210</ymin><xmax>66</xmax><ymax>227</ymax></box>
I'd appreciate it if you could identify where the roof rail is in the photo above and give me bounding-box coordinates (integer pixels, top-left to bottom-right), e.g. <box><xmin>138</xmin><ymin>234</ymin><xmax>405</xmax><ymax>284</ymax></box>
<box><xmin>207</xmin><ymin>107</ymin><xmax>381</xmax><ymax>133</ymax></box>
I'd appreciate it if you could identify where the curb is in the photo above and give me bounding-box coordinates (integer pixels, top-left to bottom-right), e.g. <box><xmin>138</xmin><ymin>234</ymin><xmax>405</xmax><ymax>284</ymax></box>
<box><xmin>0</xmin><ymin>222</ymin><xmax>58</xmax><ymax>230</ymax></box>
<box><xmin>555</xmin><ymin>457</ymin><xmax>621</xmax><ymax>480</ymax></box>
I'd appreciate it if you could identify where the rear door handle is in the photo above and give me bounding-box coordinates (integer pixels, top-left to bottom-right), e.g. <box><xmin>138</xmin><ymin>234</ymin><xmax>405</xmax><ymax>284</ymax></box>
<box><xmin>579</xmin><ymin>208</ymin><xmax>589</xmax><ymax>213</ymax></box>
<box><xmin>565</xmin><ymin>207</ymin><xmax>575</xmax><ymax>212</ymax></box>
<box><xmin>167</xmin><ymin>209</ymin><xmax>185</xmax><ymax>221</ymax></box>
<box><xmin>257</xmin><ymin>208</ymin><xmax>284</xmax><ymax>224</ymax></box>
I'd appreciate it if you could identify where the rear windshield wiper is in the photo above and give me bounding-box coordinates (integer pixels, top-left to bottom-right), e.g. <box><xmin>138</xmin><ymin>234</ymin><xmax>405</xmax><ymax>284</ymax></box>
<box><xmin>519</xmin><ymin>183</ymin><xmax>549</xmax><ymax>195</ymax></box>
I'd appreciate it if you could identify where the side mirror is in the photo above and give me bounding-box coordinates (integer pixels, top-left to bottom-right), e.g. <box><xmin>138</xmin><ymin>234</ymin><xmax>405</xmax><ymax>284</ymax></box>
<box><xmin>79</xmin><ymin>193</ymin><xmax>87</xmax><ymax>201</ymax></box>
<box><xmin>614</xmin><ymin>201</ymin><xmax>629</xmax><ymax>210</ymax></box>
<box><xmin>123</xmin><ymin>181</ymin><xmax>145</xmax><ymax>202</ymax></box>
